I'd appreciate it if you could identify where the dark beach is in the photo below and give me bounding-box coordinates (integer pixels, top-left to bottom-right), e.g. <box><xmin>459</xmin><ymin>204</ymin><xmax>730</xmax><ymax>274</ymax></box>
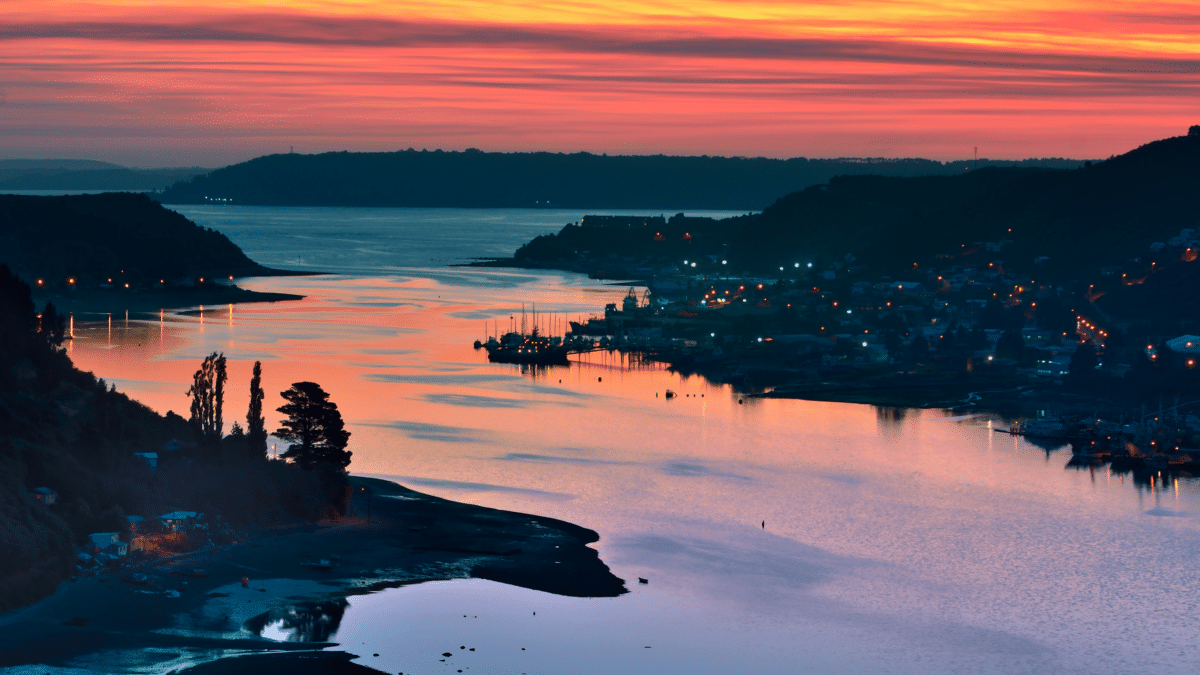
<box><xmin>0</xmin><ymin>476</ymin><xmax>625</xmax><ymax>674</ymax></box>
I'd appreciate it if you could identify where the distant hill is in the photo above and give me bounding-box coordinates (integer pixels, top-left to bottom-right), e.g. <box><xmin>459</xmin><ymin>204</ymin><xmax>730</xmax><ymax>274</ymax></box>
<box><xmin>0</xmin><ymin>193</ymin><xmax>272</xmax><ymax>286</ymax></box>
<box><xmin>156</xmin><ymin>149</ymin><xmax>1088</xmax><ymax>210</ymax></box>
<box><xmin>0</xmin><ymin>161</ymin><xmax>212</xmax><ymax>191</ymax></box>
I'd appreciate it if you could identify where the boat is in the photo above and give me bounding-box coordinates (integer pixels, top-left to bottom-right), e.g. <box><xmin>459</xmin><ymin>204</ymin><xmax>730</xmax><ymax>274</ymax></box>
<box><xmin>1013</xmin><ymin>419</ymin><xmax>1068</xmax><ymax>438</ymax></box>
<box><xmin>484</xmin><ymin>328</ymin><xmax>570</xmax><ymax>365</ymax></box>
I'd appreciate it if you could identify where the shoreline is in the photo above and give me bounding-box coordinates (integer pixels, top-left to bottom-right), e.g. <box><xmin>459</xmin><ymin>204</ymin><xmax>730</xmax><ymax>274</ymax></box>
<box><xmin>33</xmin><ymin>285</ymin><xmax>306</xmax><ymax>316</ymax></box>
<box><xmin>0</xmin><ymin>476</ymin><xmax>625</xmax><ymax>674</ymax></box>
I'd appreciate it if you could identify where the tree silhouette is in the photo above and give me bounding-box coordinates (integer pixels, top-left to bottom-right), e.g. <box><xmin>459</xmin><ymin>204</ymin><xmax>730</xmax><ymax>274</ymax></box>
<box><xmin>246</xmin><ymin>361</ymin><xmax>267</xmax><ymax>459</ymax></box>
<box><xmin>276</xmin><ymin>382</ymin><xmax>351</xmax><ymax>469</ymax></box>
<box><xmin>186</xmin><ymin>352</ymin><xmax>227</xmax><ymax>446</ymax></box>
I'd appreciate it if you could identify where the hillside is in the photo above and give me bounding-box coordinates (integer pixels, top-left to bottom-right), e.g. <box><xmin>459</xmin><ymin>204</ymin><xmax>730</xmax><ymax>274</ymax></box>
<box><xmin>0</xmin><ymin>192</ymin><xmax>274</xmax><ymax>288</ymax></box>
<box><xmin>157</xmin><ymin>149</ymin><xmax>1086</xmax><ymax>210</ymax></box>
<box><xmin>509</xmin><ymin>130</ymin><xmax>1200</xmax><ymax>284</ymax></box>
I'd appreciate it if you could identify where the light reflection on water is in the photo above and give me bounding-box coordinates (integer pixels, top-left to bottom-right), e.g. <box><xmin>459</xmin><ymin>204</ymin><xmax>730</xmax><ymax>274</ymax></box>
<box><xmin>60</xmin><ymin>206</ymin><xmax>1200</xmax><ymax>674</ymax></box>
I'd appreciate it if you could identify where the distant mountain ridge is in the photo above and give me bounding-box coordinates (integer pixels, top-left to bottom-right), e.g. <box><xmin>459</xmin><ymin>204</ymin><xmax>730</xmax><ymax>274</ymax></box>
<box><xmin>156</xmin><ymin>149</ymin><xmax>1088</xmax><ymax>210</ymax></box>
<box><xmin>0</xmin><ymin>160</ymin><xmax>212</xmax><ymax>191</ymax></box>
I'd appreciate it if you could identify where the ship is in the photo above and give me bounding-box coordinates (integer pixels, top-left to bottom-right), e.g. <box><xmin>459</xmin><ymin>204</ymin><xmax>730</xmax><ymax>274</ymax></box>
<box><xmin>483</xmin><ymin>328</ymin><xmax>571</xmax><ymax>365</ymax></box>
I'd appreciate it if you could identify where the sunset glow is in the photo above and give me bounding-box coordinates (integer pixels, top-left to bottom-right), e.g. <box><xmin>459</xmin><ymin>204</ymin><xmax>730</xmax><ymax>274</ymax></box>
<box><xmin>3</xmin><ymin>1</ymin><xmax>1199</xmax><ymax>164</ymax></box>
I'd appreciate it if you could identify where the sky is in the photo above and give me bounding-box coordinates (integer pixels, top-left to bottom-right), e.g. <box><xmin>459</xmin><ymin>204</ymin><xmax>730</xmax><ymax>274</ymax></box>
<box><xmin>1</xmin><ymin>1</ymin><xmax>1198</xmax><ymax>166</ymax></box>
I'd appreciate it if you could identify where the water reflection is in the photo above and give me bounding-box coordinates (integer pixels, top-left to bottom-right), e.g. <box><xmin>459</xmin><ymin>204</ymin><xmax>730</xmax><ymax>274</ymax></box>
<box><xmin>60</xmin><ymin>205</ymin><xmax>1200</xmax><ymax>674</ymax></box>
<box><xmin>246</xmin><ymin>599</ymin><xmax>349</xmax><ymax>643</ymax></box>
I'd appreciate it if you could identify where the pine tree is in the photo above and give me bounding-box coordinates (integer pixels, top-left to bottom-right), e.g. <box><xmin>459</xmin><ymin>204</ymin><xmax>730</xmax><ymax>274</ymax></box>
<box><xmin>275</xmin><ymin>382</ymin><xmax>351</xmax><ymax>469</ymax></box>
<box><xmin>246</xmin><ymin>361</ymin><xmax>267</xmax><ymax>459</ymax></box>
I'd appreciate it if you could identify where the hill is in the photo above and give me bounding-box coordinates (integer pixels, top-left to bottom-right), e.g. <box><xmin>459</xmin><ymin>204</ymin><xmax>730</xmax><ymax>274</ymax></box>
<box><xmin>156</xmin><ymin>149</ymin><xmax>1086</xmax><ymax>210</ymax></box>
<box><xmin>0</xmin><ymin>192</ymin><xmax>275</xmax><ymax>288</ymax></box>
<box><xmin>509</xmin><ymin>129</ymin><xmax>1200</xmax><ymax>284</ymax></box>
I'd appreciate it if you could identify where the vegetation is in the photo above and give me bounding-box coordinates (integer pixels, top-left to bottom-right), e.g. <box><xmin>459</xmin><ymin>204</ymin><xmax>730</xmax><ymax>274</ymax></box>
<box><xmin>276</xmin><ymin>382</ymin><xmax>352</xmax><ymax>470</ymax></box>
<box><xmin>0</xmin><ymin>265</ymin><xmax>348</xmax><ymax>612</ymax></box>
<box><xmin>246</xmin><ymin>361</ymin><xmax>268</xmax><ymax>460</ymax></box>
<box><xmin>186</xmin><ymin>352</ymin><xmax>228</xmax><ymax>447</ymax></box>
<box><xmin>0</xmin><ymin>192</ymin><xmax>273</xmax><ymax>291</ymax></box>
<box><xmin>157</xmin><ymin>149</ymin><xmax>1085</xmax><ymax>210</ymax></box>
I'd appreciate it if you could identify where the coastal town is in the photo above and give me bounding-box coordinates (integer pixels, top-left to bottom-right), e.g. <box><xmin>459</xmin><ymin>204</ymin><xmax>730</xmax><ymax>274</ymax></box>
<box><xmin>473</xmin><ymin>210</ymin><xmax>1200</xmax><ymax>486</ymax></box>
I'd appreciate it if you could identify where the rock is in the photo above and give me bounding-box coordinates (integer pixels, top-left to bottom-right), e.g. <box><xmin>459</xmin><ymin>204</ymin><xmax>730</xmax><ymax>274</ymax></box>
<box><xmin>442</xmin><ymin>652</ymin><xmax>453</xmax><ymax>657</ymax></box>
<box><xmin>638</xmin><ymin>578</ymin><xmax>648</xmax><ymax>584</ymax></box>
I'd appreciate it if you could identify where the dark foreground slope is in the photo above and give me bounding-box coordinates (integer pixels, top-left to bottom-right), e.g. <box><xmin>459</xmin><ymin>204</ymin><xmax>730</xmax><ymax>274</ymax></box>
<box><xmin>157</xmin><ymin>149</ymin><xmax>1086</xmax><ymax>209</ymax></box>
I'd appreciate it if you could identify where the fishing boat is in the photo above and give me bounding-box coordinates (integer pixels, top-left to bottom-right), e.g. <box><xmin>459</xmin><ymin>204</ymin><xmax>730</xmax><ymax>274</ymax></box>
<box><xmin>484</xmin><ymin>328</ymin><xmax>570</xmax><ymax>365</ymax></box>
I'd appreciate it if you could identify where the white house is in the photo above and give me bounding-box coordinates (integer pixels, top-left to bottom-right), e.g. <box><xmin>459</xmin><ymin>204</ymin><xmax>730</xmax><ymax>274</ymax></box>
<box><xmin>126</xmin><ymin>515</ymin><xmax>146</xmax><ymax>532</ymax></box>
<box><xmin>88</xmin><ymin>532</ymin><xmax>128</xmax><ymax>556</ymax></box>
<box><xmin>33</xmin><ymin>487</ymin><xmax>57</xmax><ymax>505</ymax></box>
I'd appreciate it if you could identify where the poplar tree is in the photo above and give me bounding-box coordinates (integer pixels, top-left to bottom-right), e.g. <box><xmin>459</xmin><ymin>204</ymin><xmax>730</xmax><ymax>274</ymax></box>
<box><xmin>246</xmin><ymin>360</ymin><xmax>267</xmax><ymax>459</ymax></box>
<box><xmin>186</xmin><ymin>352</ymin><xmax>227</xmax><ymax>446</ymax></box>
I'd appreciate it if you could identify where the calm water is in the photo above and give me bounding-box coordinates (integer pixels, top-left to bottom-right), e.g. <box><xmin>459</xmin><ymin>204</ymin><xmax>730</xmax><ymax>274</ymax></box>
<box><xmin>57</xmin><ymin>206</ymin><xmax>1200</xmax><ymax>675</ymax></box>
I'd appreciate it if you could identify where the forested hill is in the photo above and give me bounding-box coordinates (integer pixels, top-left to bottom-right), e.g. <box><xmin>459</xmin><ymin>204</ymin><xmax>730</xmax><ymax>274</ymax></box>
<box><xmin>156</xmin><ymin>149</ymin><xmax>1087</xmax><ymax>209</ymax></box>
<box><xmin>509</xmin><ymin>129</ymin><xmax>1200</xmax><ymax>291</ymax></box>
<box><xmin>0</xmin><ymin>192</ymin><xmax>272</xmax><ymax>287</ymax></box>
<box><xmin>728</xmin><ymin>130</ymin><xmax>1200</xmax><ymax>277</ymax></box>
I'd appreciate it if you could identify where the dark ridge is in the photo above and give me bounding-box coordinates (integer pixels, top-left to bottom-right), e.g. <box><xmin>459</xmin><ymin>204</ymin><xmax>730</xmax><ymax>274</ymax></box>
<box><xmin>0</xmin><ymin>192</ymin><xmax>279</xmax><ymax>286</ymax></box>
<box><xmin>157</xmin><ymin>149</ymin><xmax>1088</xmax><ymax>210</ymax></box>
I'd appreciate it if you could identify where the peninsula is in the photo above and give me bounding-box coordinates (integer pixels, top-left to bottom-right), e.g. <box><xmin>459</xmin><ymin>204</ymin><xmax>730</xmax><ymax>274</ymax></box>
<box><xmin>0</xmin><ymin>192</ymin><xmax>305</xmax><ymax>314</ymax></box>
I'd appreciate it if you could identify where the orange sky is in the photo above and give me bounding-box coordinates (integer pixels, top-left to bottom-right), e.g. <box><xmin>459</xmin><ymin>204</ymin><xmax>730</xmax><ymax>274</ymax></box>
<box><xmin>2</xmin><ymin>1</ymin><xmax>1198</xmax><ymax>165</ymax></box>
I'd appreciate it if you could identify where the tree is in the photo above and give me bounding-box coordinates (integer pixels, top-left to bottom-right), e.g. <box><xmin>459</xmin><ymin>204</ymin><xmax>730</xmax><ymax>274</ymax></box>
<box><xmin>995</xmin><ymin>329</ymin><xmax>1025</xmax><ymax>361</ymax></box>
<box><xmin>275</xmin><ymin>382</ymin><xmax>351</xmax><ymax>469</ymax></box>
<box><xmin>1068</xmin><ymin>345</ymin><xmax>1099</xmax><ymax>379</ymax></box>
<box><xmin>909</xmin><ymin>335</ymin><xmax>929</xmax><ymax>362</ymax></box>
<box><xmin>246</xmin><ymin>361</ymin><xmax>267</xmax><ymax>459</ymax></box>
<box><xmin>186</xmin><ymin>352</ymin><xmax>227</xmax><ymax>446</ymax></box>
<box><xmin>40</xmin><ymin>301</ymin><xmax>67</xmax><ymax>348</ymax></box>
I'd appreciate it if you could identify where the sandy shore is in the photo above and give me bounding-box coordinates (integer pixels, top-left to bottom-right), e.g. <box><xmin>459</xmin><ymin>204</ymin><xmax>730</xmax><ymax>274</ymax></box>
<box><xmin>0</xmin><ymin>476</ymin><xmax>625</xmax><ymax>674</ymax></box>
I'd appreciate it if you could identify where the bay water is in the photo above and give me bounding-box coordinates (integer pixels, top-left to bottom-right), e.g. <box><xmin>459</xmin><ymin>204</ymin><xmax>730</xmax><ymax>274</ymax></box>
<box><xmin>58</xmin><ymin>205</ymin><xmax>1200</xmax><ymax>675</ymax></box>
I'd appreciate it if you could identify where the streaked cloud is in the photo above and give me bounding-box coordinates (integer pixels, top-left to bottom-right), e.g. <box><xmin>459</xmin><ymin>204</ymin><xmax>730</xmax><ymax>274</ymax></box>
<box><xmin>2</xmin><ymin>2</ymin><xmax>1196</xmax><ymax>165</ymax></box>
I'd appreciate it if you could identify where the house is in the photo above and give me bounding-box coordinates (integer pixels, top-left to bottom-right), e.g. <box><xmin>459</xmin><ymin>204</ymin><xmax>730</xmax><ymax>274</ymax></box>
<box><xmin>133</xmin><ymin>452</ymin><xmax>158</xmax><ymax>470</ymax></box>
<box><xmin>127</xmin><ymin>515</ymin><xmax>146</xmax><ymax>532</ymax></box>
<box><xmin>89</xmin><ymin>532</ymin><xmax>128</xmax><ymax>556</ymax></box>
<box><xmin>1037</xmin><ymin>353</ymin><xmax>1073</xmax><ymax>377</ymax></box>
<box><xmin>33</xmin><ymin>487</ymin><xmax>57</xmax><ymax>505</ymax></box>
<box><xmin>159</xmin><ymin>511</ymin><xmax>199</xmax><ymax>531</ymax></box>
<box><xmin>129</xmin><ymin>536</ymin><xmax>150</xmax><ymax>552</ymax></box>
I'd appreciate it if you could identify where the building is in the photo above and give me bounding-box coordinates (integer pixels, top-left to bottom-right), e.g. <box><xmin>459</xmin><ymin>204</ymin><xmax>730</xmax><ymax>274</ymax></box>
<box><xmin>127</xmin><ymin>515</ymin><xmax>146</xmax><ymax>532</ymax></box>
<box><xmin>133</xmin><ymin>452</ymin><xmax>158</xmax><ymax>470</ymax></box>
<box><xmin>89</xmin><ymin>532</ymin><xmax>128</xmax><ymax>556</ymax></box>
<box><xmin>1166</xmin><ymin>335</ymin><xmax>1200</xmax><ymax>354</ymax></box>
<box><xmin>33</xmin><ymin>487</ymin><xmax>57</xmax><ymax>505</ymax></box>
<box><xmin>1037</xmin><ymin>353</ymin><xmax>1073</xmax><ymax>377</ymax></box>
<box><xmin>159</xmin><ymin>511</ymin><xmax>199</xmax><ymax>531</ymax></box>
